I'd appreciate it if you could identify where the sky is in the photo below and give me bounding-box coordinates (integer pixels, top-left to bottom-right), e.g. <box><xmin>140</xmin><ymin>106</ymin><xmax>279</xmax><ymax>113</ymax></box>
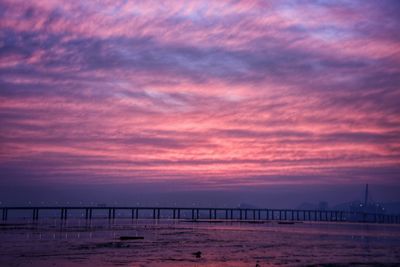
<box><xmin>0</xmin><ymin>1</ymin><xmax>400</xmax><ymax>205</ymax></box>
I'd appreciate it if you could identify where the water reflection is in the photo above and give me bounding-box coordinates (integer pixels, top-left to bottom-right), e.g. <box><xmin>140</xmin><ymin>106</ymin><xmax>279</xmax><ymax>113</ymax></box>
<box><xmin>1</xmin><ymin>219</ymin><xmax>400</xmax><ymax>266</ymax></box>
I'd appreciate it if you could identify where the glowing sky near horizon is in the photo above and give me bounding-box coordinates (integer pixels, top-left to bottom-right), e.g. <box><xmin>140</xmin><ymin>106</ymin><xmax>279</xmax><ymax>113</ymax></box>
<box><xmin>0</xmin><ymin>0</ymin><xmax>399</xmax><ymax>189</ymax></box>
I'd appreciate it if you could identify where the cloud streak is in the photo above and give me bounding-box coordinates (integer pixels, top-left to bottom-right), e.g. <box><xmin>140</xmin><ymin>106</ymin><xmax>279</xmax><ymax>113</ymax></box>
<box><xmin>0</xmin><ymin>0</ymin><xmax>399</xmax><ymax>189</ymax></box>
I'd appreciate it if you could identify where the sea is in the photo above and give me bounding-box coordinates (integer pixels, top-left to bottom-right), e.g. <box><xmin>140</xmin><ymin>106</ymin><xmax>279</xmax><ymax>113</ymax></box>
<box><xmin>1</xmin><ymin>218</ymin><xmax>400</xmax><ymax>266</ymax></box>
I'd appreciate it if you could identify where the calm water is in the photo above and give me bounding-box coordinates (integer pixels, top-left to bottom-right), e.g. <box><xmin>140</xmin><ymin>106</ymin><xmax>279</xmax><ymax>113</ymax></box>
<box><xmin>1</xmin><ymin>219</ymin><xmax>400</xmax><ymax>266</ymax></box>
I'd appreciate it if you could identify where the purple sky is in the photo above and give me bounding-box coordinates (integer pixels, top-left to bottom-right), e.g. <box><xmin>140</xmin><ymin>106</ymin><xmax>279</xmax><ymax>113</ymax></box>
<box><xmin>0</xmin><ymin>1</ymin><xmax>399</xmax><ymax>204</ymax></box>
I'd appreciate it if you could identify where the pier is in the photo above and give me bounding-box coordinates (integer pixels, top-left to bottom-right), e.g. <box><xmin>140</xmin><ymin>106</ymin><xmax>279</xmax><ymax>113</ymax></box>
<box><xmin>1</xmin><ymin>206</ymin><xmax>399</xmax><ymax>224</ymax></box>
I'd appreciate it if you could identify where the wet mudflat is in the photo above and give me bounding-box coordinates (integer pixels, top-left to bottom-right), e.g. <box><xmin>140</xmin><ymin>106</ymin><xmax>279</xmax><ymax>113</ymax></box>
<box><xmin>0</xmin><ymin>219</ymin><xmax>399</xmax><ymax>266</ymax></box>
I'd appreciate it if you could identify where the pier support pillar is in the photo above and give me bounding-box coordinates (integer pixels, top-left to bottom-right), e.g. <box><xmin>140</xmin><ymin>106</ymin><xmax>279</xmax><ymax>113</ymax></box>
<box><xmin>32</xmin><ymin>209</ymin><xmax>39</xmax><ymax>221</ymax></box>
<box><xmin>61</xmin><ymin>209</ymin><xmax>67</xmax><ymax>220</ymax></box>
<box><xmin>60</xmin><ymin>208</ymin><xmax>67</xmax><ymax>220</ymax></box>
<box><xmin>35</xmin><ymin>209</ymin><xmax>39</xmax><ymax>220</ymax></box>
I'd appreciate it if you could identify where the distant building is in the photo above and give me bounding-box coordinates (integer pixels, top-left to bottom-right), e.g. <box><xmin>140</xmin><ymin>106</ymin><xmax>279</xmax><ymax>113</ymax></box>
<box><xmin>318</xmin><ymin>201</ymin><xmax>328</xmax><ymax>211</ymax></box>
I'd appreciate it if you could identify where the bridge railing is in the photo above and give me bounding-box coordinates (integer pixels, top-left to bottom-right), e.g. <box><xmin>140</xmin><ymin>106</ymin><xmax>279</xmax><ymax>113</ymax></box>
<box><xmin>0</xmin><ymin>207</ymin><xmax>399</xmax><ymax>224</ymax></box>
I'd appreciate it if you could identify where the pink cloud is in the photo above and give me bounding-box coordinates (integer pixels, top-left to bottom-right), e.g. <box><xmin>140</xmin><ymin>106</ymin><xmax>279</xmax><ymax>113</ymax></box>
<box><xmin>1</xmin><ymin>0</ymin><xmax>399</xmax><ymax>188</ymax></box>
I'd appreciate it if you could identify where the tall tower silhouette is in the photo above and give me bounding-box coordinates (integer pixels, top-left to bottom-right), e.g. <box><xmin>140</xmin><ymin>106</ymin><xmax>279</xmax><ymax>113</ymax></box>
<box><xmin>364</xmin><ymin>184</ymin><xmax>369</xmax><ymax>207</ymax></box>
